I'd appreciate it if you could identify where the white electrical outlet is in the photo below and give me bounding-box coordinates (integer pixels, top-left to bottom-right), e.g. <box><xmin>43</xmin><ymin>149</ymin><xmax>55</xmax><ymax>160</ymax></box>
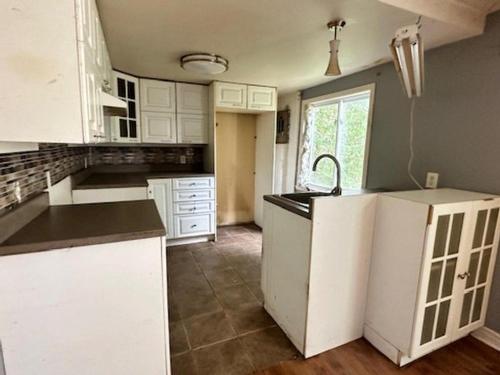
<box><xmin>179</xmin><ymin>155</ymin><xmax>187</xmax><ymax>164</ymax></box>
<box><xmin>426</xmin><ymin>172</ymin><xmax>439</xmax><ymax>189</ymax></box>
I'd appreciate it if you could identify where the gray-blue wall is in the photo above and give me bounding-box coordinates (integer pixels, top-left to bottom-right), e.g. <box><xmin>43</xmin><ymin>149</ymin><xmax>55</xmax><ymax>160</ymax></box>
<box><xmin>302</xmin><ymin>12</ymin><xmax>500</xmax><ymax>332</ymax></box>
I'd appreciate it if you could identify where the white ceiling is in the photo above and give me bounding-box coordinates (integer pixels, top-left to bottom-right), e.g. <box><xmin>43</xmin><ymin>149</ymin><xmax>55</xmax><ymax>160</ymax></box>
<box><xmin>97</xmin><ymin>0</ymin><xmax>497</xmax><ymax>94</ymax></box>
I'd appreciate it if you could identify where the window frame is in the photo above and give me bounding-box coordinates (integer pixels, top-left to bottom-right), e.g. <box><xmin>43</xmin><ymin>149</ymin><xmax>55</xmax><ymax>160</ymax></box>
<box><xmin>297</xmin><ymin>83</ymin><xmax>376</xmax><ymax>190</ymax></box>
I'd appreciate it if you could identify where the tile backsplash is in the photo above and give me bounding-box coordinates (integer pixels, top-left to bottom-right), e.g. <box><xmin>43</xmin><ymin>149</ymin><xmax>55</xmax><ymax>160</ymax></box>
<box><xmin>0</xmin><ymin>145</ymin><xmax>86</xmax><ymax>216</ymax></box>
<box><xmin>0</xmin><ymin>144</ymin><xmax>204</xmax><ymax>215</ymax></box>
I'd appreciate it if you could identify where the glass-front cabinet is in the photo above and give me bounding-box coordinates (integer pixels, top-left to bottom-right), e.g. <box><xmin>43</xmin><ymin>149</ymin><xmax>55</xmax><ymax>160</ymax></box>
<box><xmin>110</xmin><ymin>71</ymin><xmax>140</xmax><ymax>143</ymax></box>
<box><xmin>412</xmin><ymin>199</ymin><xmax>500</xmax><ymax>360</ymax></box>
<box><xmin>364</xmin><ymin>189</ymin><xmax>500</xmax><ymax>367</ymax></box>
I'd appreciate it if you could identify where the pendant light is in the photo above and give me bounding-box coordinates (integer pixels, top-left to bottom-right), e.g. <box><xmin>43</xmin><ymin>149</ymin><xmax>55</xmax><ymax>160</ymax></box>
<box><xmin>325</xmin><ymin>20</ymin><xmax>346</xmax><ymax>76</ymax></box>
<box><xmin>389</xmin><ymin>20</ymin><xmax>424</xmax><ymax>98</ymax></box>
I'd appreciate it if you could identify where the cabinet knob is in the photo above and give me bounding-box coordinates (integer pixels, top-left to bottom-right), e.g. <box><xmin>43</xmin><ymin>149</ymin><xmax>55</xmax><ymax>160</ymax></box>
<box><xmin>457</xmin><ymin>272</ymin><xmax>471</xmax><ymax>280</ymax></box>
<box><xmin>190</xmin><ymin>194</ymin><xmax>197</xmax><ymax>198</ymax></box>
<box><xmin>191</xmin><ymin>224</ymin><xmax>197</xmax><ymax>228</ymax></box>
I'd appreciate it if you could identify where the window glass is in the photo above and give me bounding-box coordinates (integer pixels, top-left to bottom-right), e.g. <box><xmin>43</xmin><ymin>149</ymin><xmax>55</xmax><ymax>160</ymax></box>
<box><xmin>306</xmin><ymin>91</ymin><xmax>371</xmax><ymax>190</ymax></box>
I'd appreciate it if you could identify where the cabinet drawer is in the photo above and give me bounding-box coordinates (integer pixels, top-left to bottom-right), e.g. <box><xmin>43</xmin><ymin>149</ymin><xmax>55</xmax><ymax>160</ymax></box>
<box><xmin>173</xmin><ymin>189</ymin><xmax>214</xmax><ymax>202</ymax></box>
<box><xmin>174</xmin><ymin>213</ymin><xmax>215</xmax><ymax>237</ymax></box>
<box><xmin>173</xmin><ymin>177</ymin><xmax>214</xmax><ymax>190</ymax></box>
<box><xmin>174</xmin><ymin>201</ymin><xmax>214</xmax><ymax>215</ymax></box>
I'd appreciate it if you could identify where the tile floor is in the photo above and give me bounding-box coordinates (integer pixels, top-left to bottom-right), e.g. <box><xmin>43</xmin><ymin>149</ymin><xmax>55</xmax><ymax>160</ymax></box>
<box><xmin>167</xmin><ymin>224</ymin><xmax>300</xmax><ymax>375</ymax></box>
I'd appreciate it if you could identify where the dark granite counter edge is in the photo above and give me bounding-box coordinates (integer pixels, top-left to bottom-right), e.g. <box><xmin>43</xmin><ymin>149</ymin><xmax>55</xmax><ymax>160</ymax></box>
<box><xmin>264</xmin><ymin>195</ymin><xmax>312</xmax><ymax>219</ymax></box>
<box><xmin>0</xmin><ymin>228</ymin><xmax>166</xmax><ymax>257</ymax></box>
<box><xmin>73</xmin><ymin>172</ymin><xmax>215</xmax><ymax>190</ymax></box>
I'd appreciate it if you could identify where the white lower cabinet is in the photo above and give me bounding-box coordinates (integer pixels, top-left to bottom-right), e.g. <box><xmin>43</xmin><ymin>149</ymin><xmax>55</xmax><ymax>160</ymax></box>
<box><xmin>365</xmin><ymin>189</ymin><xmax>500</xmax><ymax>366</ymax></box>
<box><xmin>148</xmin><ymin>177</ymin><xmax>215</xmax><ymax>240</ymax></box>
<box><xmin>141</xmin><ymin>112</ymin><xmax>177</xmax><ymax>143</ymax></box>
<box><xmin>0</xmin><ymin>237</ymin><xmax>170</xmax><ymax>375</ymax></box>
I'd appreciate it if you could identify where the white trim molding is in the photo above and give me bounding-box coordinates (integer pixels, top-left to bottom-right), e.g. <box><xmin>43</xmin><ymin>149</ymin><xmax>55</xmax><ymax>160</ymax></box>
<box><xmin>471</xmin><ymin>327</ymin><xmax>500</xmax><ymax>351</ymax></box>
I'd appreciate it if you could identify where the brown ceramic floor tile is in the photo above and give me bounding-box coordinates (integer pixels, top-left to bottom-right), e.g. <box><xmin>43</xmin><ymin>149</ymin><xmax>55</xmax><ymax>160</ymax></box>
<box><xmin>245</xmin><ymin>281</ymin><xmax>265</xmax><ymax>303</ymax></box>
<box><xmin>227</xmin><ymin>305</ymin><xmax>276</xmax><ymax>334</ymax></box>
<box><xmin>176</xmin><ymin>290</ymin><xmax>223</xmax><ymax>319</ymax></box>
<box><xmin>168</xmin><ymin>298</ymin><xmax>182</xmax><ymax>323</ymax></box>
<box><xmin>215</xmin><ymin>284</ymin><xmax>260</xmax><ymax>311</ymax></box>
<box><xmin>239</xmin><ymin>326</ymin><xmax>299</xmax><ymax>370</ymax></box>
<box><xmin>167</xmin><ymin>248</ymin><xmax>194</xmax><ymax>264</ymax></box>
<box><xmin>193</xmin><ymin>251</ymin><xmax>229</xmax><ymax>271</ymax></box>
<box><xmin>235</xmin><ymin>264</ymin><xmax>261</xmax><ymax>283</ymax></box>
<box><xmin>171</xmin><ymin>352</ymin><xmax>198</xmax><ymax>375</ymax></box>
<box><xmin>192</xmin><ymin>338</ymin><xmax>255</xmax><ymax>375</ymax></box>
<box><xmin>216</xmin><ymin>243</ymin><xmax>248</xmax><ymax>256</ymax></box>
<box><xmin>226</xmin><ymin>252</ymin><xmax>261</xmax><ymax>268</ymax></box>
<box><xmin>169</xmin><ymin>321</ymin><xmax>190</xmax><ymax>355</ymax></box>
<box><xmin>204</xmin><ymin>267</ymin><xmax>245</xmax><ymax>290</ymax></box>
<box><xmin>184</xmin><ymin>311</ymin><xmax>237</xmax><ymax>349</ymax></box>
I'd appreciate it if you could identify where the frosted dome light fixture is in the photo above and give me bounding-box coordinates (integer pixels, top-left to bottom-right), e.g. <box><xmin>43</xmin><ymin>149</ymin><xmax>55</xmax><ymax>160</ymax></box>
<box><xmin>180</xmin><ymin>53</ymin><xmax>228</xmax><ymax>75</ymax></box>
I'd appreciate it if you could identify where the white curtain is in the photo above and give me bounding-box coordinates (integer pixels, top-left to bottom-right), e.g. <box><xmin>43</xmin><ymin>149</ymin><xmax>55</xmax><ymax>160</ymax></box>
<box><xmin>295</xmin><ymin>104</ymin><xmax>315</xmax><ymax>191</ymax></box>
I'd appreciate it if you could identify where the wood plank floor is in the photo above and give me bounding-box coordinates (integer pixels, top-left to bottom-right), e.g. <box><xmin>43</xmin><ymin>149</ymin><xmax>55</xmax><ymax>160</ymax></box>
<box><xmin>255</xmin><ymin>336</ymin><xmax>500</xmax><ymax>375</ymax></box>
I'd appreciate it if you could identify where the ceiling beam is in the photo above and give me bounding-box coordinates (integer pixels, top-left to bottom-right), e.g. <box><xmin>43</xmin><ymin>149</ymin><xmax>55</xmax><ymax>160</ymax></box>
<box><xmin>378</xmin><ymin>0</ymin><xmax>497</xmax><ymax>35</ymax></box>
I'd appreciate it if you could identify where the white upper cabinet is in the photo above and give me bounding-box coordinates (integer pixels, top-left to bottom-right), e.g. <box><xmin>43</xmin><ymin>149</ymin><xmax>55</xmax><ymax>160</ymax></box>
<box><xmin>110</xmin><ymin>71</ymin><xmax>140</xmax><ymax>143</ymax></box>
<box><xmin>247</xmin><ymin>85</ymin><xmax>276</xmax><ymax>111</ymax></box>
<box><xmin>0</xmin><ymin>0</ymin><xmax>86</xmax><ymax>143</ymax></box>
<box><xmin>214</xmin><ymin>82</ymin><xmax>276</xmax><ymax>112</ymax></box>
<box><xmin>140</xmin><ymin>79</ymin><xmax>176</xmax><ymax>112</ymax></box>
<box><xmin>214</xmin><ymin>82</ymin><xmax>247</xmax><ymax>109</ymax></box>
<box><xmin>176</xmin><ymin>83</ymin><xmax>208</xmax><ymax>114</ymax></box>
<box><xmin>177</xmin><ymin>114</ymin><xmax>208</xmax><ymax>144</ymax></box>
<box><xmin>141</xmin><ymin>112</ymin><xmax>177</xmax><ymax>143</ymax></box>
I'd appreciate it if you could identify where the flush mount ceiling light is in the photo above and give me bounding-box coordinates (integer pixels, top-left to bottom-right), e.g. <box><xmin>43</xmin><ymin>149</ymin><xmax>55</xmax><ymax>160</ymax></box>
<box><xmin>390</xmin><ymin>21</ymin><xmax>424</xmax><ymax>98</ymax></box>
<box><xmin>325</xmin><ymin>19</ymin><xmax>346</xmax><ymax>76</ymax></box>
<box><xmin>180</xmin><ymin>53</ymin><xmax>228</xmax><ymax>75</ymax></box>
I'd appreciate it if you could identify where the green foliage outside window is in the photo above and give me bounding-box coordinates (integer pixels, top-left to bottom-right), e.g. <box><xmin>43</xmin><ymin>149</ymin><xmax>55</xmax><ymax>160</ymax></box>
<box><xmin>309</xmin><ymin>95</ymin><xmax>370</xmax><ymax>190</ymax></box>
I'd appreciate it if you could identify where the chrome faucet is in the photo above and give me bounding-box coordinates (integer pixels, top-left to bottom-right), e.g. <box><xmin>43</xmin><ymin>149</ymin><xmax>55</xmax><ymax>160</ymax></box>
<box><xmin>312</xmin><ymin>154</ymin><xmax>342</xmax><ymax>196</ymax></box>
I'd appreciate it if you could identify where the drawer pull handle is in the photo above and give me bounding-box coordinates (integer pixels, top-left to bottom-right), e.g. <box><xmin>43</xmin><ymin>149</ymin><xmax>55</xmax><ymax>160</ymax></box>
<box><xmin>190</xmin><ymin>194</ymin><xmax>197</xmax><ymax>198</ymax></box>
<box><xmin>189</xmin><ymin>182</ymin><xmax>196</xmax><ymax>186</ymax></box>
<box><xmin>191</xmin><ymin>224</ymin><xmax>197</xmax><ymax>228</ymax></box>
<box><xmin>457</xmin><ymin>272</ymin><xmax>470</xmax><ymax>280</ymax></box>
<box><xmin>190</xmin><ymin>207</ymin><xmax>197</xmax><ymax>211</ymax></box>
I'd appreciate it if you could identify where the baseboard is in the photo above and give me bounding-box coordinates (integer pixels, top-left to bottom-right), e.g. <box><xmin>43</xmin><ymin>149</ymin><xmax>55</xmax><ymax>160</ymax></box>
<box><xmin>471</xmin><ymin>327</ymin><xmax>500</xmax><ymax>351</ymax></box>
<box><xmin>166</xmin><ymin>235</ymin><xmax>215</xmax><ymax>247</ymax></box>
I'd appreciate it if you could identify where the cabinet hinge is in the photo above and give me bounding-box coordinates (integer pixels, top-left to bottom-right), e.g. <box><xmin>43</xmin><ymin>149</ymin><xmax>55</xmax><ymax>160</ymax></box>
<box><xmin>427</xmin><ymin>206</ymin><xmax>434</xmax><ymax>225</ymax></box>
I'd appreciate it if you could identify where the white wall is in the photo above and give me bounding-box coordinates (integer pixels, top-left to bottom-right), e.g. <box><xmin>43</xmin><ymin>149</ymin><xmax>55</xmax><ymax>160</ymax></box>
<box><xmin>274</xmin><ymin>92</ymin><xmax>301</xmax><ymax>194</ymax></box>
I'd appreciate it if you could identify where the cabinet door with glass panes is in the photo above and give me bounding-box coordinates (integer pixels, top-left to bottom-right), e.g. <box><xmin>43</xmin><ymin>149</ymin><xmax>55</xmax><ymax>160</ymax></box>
<box><xmin>111</xmin><ymin>71</ymin><xmax>140</xmax><ymax>143</ymax></box>
<box><xmin>452</xmin><ymin>199</ymin><xmax>500</xmax><ymax>339</ymax></box>
<box><xmin>411</xmin><ymin>199</ymin><xmax>500</xmax><ymax>359</ymax></box>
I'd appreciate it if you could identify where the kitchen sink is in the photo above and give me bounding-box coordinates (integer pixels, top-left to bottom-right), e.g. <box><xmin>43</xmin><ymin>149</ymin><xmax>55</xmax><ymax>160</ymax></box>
<box><xmin>279</xmin><ymin>191</ymin><xmax>336</xmax><ymax>207</ymax></box>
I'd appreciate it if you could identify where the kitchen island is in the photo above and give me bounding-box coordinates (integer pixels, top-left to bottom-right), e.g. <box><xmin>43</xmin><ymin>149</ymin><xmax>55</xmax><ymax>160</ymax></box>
<box><xmin>262</xmin><ymin>191</ymin><xmax>378</xmax><ymax>358</ymax></box>
<box><xmin>0</xmin><ymin>196</ymin><xmax>171</xmax><ymax>375</ymax></box>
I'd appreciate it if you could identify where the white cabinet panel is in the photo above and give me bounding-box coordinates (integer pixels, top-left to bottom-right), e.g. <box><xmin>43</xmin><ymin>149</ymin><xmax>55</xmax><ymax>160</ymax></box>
<box><xmin>140</xmin><ymin>79</ymin><xmax>176</xmax><ymax>112</ymax></box>
<box><xmin>0</xmin><ymin>0</ymin><xmax>84</xmax><ymax>143</ymax></box>
<box><xmin>174</xmin><ymin>201</ymin><xmax>215</xmax><ymax>215</ymax></box>
<box><xmin>248</xmin><ymin>85</ymin><xmax>276</xmax><ymax>111</ymax></box>
<box><xmin>177</xmin><ymin>114</ymin><xmax>208</xmax><ymax>144</ymax></box>
<box><xmin>147</xmin><ymin>180</ymin><xmax>174</xmax><ymax>239</ymax></box>
<box><xmin>214</xmin><ymin>82</ymin><xmax>247</xmax><ymax>109</ymax></box>
<box><xmin>174</xmin><ymin>213</ymin><xmax>215</xmax><ymax>238</ymax></box>
<box><xmin>72</xmin><ymin>187</ymin><xmax>148</xmax><ymax>204</ymax></box>
<box><xmin>0</xmin><ymin>238</ymin><xmax>169</xmax><ymax>375</ymax></box>
<box><xmin>173</xmin><ymin>189</ymin><xmax>215</xmax><ymax>202</ymax></box>
<box><xmin>173</xmin><ymin>177</ymin><xmax>214</xmax><ymax>190</ymax></box>
<box><xmin>176</xmin><ymin>83</ymin><xmax>208</xmax><ymax>114</ymax></box>
<box><xmin>141</xmin><ymin>112</ymin><xmax>177</xmax><ymax>143</ymax></box>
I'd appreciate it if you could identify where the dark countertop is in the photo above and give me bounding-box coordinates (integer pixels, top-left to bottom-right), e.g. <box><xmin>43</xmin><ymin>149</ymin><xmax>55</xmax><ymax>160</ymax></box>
<box><xmin>0</xmin><ymin>200</ymin><xmax>166</xmax><ymax>257</ymax></box>
<box><xmin>74</xmin><ymin>172</ymin><xmax>215</xmax><ymax>190</ymax></box>
<box><xmin>264</xmin><ymin>189</ymin><xmax>386</xmax><ymax>219</ymax></box>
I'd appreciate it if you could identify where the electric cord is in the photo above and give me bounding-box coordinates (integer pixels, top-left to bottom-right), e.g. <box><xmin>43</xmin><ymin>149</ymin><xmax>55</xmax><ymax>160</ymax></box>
<box><xmin>408</xmin><ymin>97</ymin><xmax>424</xmax><ymax>190</ymax></box>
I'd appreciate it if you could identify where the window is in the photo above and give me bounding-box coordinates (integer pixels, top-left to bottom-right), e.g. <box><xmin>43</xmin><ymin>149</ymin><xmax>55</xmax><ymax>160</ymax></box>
<box><xmin>298</xmin><ymin>84</ymin><xmax>374</xmax><ymax>190</ymax></box>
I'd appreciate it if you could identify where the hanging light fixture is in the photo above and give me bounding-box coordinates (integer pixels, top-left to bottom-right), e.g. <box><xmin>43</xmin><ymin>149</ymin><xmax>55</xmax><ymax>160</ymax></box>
<box><xmin>389</xmin><ymin>21</ymin><xmax>424</xmax><ymax>98</ymax></box>
<box><xmin>325</xmin><ymin>19</ymin><xmax>346</xmax><ymax>76</ymax></box>
<box><xmin>180</xmin><ymin>53</ymin><xmax>229</xmax><ymax>75</ymax></box>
